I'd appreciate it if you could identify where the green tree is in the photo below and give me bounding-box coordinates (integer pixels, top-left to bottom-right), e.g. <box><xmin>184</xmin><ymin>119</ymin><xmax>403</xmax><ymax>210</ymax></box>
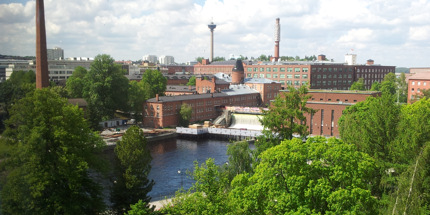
<box><xmin>66</xmin><ymin>66</ymin><xmax>87</xmax><ymax>98</ymax></box>
<box><xmin>1</xmin><ymin>88</ymin><xmax>105</xmax><ymax>214</ymax></box>
<box><xmin>0</xmin><ymin>70</ymin><xmax>35</xmax><ymax>115</ymax></box>
<box><xmin>162</xmin><ymin>158</ymin><xmax>230</xmax><ymax>214</ymax></box>
<box><xmin>338</xmin><ymin>93</ymin><xmax>401</xmax><ymax>195</ymax></box>
<box><xmin>213</xmin><ymin>56</ymin><xmax>226</xmax><ymax>62</ymax></box>
<box><xmin>381</xmin><ymin>72</ymin><xmax>397</xmax><ymax>96</ymax></box>
<box><xmin>111</xmin><ymin>126</ymin><xmax>154</xmax><ymax>214</ymax></box>
<box><xmin>196</xmin><ymin>57</ymin><xmax>204</xmax><ymax>63</ymax></box>
<box><xmin>83</xmin><ymin>54</ymin><xmax>129</xmax><ymax>128</ymax></box>
<box><xmin>186</xmin><ymin>76</ymin><xmax>196</xmax><ymax>86</ymax></box>
<box><xmin>370</xmin><ymin>81</ymin><xmax>382</xmax><ymax>91</ymax></box>
<box><xmin>178</xmin><ymin>103</ymin><xmax>192</xmax><ymax>127</ymax></box>
<box><xmin>258</xmin><ymin>54</ymin><xmax>268</xmax><ymax>61</ymax></box>
<box><xmin>397</xmin><ymin>72</ymin><xmax>408</xmax><ymax>103</ymax></box>
<box><xmin>229</xmin><ymin>137</ymin><xmax>378</xmax><ymax>214</ymax></box>
<box><xmin>141</xmin><ymin>69</ymin><xmax>167</xmax><ymax>98</ymax></box>
<box><xmin>128</xmin><ymin>81</ymin><xmax>150</xmax><ymax>122</ymax></box>
<box><xmin>388</xmin><ymin>141</ymin><xmax>430</xmax><ymax>215</ymax></box>
<box><xmin>224</xmin><ymin>140</ymin><xmax>253</xmax><ymax>182</ymax></box>
<box><xmin>350</xmin><ymin>77</ymin><xmax>365</xmax><ymax>90</ymax></box>
<box><xmin>257</xmin><ymin>85</ymin><xmax>315</xmax><ymax>153</ymax></box>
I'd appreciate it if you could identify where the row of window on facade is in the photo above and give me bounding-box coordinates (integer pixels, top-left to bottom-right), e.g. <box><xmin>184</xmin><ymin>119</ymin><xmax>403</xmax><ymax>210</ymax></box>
<box><xmin>246</xmin><ymin>73</ymin><xmax>308</xmax><ymax>79</ymax></box>
<box><xmin>411</xmin><ymin>81</ymin><xmax>428</xmax><ymax>86</ymax></box>
<box><xmin>312</xmin><ymin>80</ymin><xmax>352</xmax><ymax>87</ymax></box>
<box><xmin>49</xmin><ymin>71</ymin><xmax>73</xmax><ymax>74</ymax></box>
<box><xmin>314</xmin><ymin>74</ymin><xmax>351</xmax><ymax>79</ymax></box>
<box><xmin>247</xmin><ymin>67</ymin><xmax>309</xmax><ymax>73</ymax></box>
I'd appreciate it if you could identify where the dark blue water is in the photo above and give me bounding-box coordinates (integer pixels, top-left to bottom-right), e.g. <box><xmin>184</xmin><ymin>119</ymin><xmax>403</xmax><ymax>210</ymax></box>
<box><xmin>148</xmin><ymin>138</ymin><xmax>230</xmax><ymax>200</ymax></box>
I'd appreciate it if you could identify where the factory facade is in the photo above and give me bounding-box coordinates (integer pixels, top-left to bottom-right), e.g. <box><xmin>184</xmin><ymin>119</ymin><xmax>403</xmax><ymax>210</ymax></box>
<box><xmin>194</xmin><ymin>58</ymin><xmax>395</xmax><ymax>90</ymax></box>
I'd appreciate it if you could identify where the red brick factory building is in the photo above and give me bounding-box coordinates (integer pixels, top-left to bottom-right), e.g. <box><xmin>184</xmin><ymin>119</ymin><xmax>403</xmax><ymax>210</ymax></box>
<box><xmin>194</xmin><ymin>55</ymin><xmax>394</xmax><ymax>90</ymax></box>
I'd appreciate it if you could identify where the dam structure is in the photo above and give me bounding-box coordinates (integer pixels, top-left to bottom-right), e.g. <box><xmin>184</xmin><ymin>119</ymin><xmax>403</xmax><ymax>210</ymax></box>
<box><xmin>176</xmin><ymin>107</ymin><xmax>264</xmax><ymax>140</ymax></box>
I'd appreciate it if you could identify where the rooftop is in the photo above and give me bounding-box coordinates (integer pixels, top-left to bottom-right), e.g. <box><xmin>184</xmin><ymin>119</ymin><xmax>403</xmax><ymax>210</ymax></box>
<box><xmin>409</xmin><ymin>72</ymin><xmax>430</xmax><ymax>80</ymax></box>
<box><xmin>146</xmin><ymin>86</ymin><xmax>259</xmax><ymax>103</ymax></box>
<box><xmin>166</xmin><ymin>85</ymin><xmax>196</xmax><ymax>92</ymax></box>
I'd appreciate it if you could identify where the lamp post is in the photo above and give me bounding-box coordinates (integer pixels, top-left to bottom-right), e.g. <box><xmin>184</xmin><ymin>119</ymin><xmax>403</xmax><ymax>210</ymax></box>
<box><xmin>178</xmin><ymin>169</ymin><xmax>183</xmax><ymax>188</ymax></box>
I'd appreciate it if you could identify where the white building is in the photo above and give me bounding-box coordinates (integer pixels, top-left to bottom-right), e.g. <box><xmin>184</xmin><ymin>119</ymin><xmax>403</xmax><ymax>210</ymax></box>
<box><xmin>345</xmin><ymin>54</ymin><xmax>357</xmax><ymax>65</ymax></box>
<box><xmin>159</xmin><ymin>55</ymin><xmax>175</xmax><ymax>65</ymax></box>
<box><xmin>143</xmin><ymin>55</ymin><xmax>158</xmax><ymax>64</ymax></box>
<box><xmin>47</xmin><ymin>47</ymin><xmax>64</xmax><ymax>60</ymax></box>
<box><xmin>5</xmin><ymin>59</ymin><xmax>92</xmax><ymax>81</ymax></box>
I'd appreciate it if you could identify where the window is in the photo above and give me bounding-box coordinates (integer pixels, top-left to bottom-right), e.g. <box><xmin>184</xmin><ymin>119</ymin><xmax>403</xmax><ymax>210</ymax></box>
<box><xmin>280</xmin><ymin>80</ymin><xmax>285</xmax><ymax>84</ymax></box>
<box><xmin>302</xmin><ymin>81</ymin><xmax>307</xmax><ymax>85</ymax></box>
<box><xmin>273</xmin><ymin>68</ymin><xmax>278</xmax><ymax>72</ymax></box>
<box><xmin>294</xmin><ymin>74</ymin><xmax>300</xmax><ymax>79</ymax></box>
<box><xmin>287</xmin><ymin>68</ymin><xmax>293</xmax><ymax>72</ymax></box>
<box><xmin>424</xmin><ymin>82</ymin><xmax>427</xmax><ymax>86</ymax></box>
<box><xmin>412</xmin><ymin>81</ymin><xmax>415</xmax><ymax>85</ymax></box>
<box><xmin>266</xmin><ymin>67</ymin><xmax>271</xmax><ymax>72</ymax></box>
<box><xmin>287</xmin><ymin>74</ymin><xmax>292</xmax><ymax>79</ymax></box>
<box><xmin>253</xmin><ymin>74</ymin><xmax>258</xmax><ymax>78</ymax></box>
<box><xmin>303</xmin><ymin>68</ymin><xmax>308</xmax><ymax>72</ymax></box>
<box><xmin>418</xmin><ymin>88</ymin><xmax>421</xmax><ymax>92</ymax></box>
<box><xmin>323</xmin><ymin>75</ymin><xmax>327</xmax><ymax>79</ymax></box>
<box><xmin>286</xmin><ymin>80</ymin><xmax>292</xmax><ymax>85</ymax></box>
<box><xmin>280</xmin><ymin>74</ymin><xmax>285</xmax><ymax>78</ymax></box>
<box><xmin>247</xmin><ymin>73</ymin><xmax>252</xmax><ymax>77</ymax></box>
<box><xmin>302</xmin><ymin>74</ymin><xmax>308</xmax><ymax>79</ymax></box>
<box><xmin>273</xmin><ymin>74</ymin><xmax>278</xmax><ymax>78</ymax></box>
<box><xmin>247</xmin><ymin>68</ymin><xmax>252</xmax><ymax>72</ymax></box>
<box><xmin>317</xmin><ymin>75</ymin><xmax>321</xmax><ymax>79</ymax></box>
<box><xmin>328</xmin><ymin>74</ymin><xmax>332</xmax><ymax>79</ymax></box>
<box><xmin>260</xmin><ymin>74</ymin><xmax>264</xmax><ymax>78</ymax></box>
<box><xmin>295</xmin><ymin>68</ymin><xmax>301</xmax><ymax>72</ymax></box>
<box><xmin>294</xmin><ymin>80</ymin><xmax>300</xmax><ymax>86</ymax></box>
<box><xmin>280</xmin><ymin>67</ymin><xmax>285</xmax><ymax>72</ymax></box>
<box><xmin>266</xmin><ymin>74</ymin><xmax>271</xmax><ymax>78</ymax></box>
<box><xmin>418</xmin><ymin>82</ymin><xmax>421</xmax><ymax>86</ymax></box>
<box><xmin>253</xmin><ymin>67</ymin><xmax>258</xmax><ymax>72</ymax></box>
<box><xmin>260</xmin><ymin>67</ymin><xmax>264</xmax><ymax>72</ymax></box>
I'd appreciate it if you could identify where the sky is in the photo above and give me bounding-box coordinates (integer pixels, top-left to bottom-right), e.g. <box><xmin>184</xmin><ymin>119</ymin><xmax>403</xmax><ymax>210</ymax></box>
<box><xmin>1</xmin><ymin>0</ymin><xmax>430</xmax><ymax>67</ymax></box>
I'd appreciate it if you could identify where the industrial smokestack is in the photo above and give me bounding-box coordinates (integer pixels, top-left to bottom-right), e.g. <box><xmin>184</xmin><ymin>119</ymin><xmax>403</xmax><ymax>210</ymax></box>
<box><xmin>36</xmin><ymin>0</ymin><xmax>49</xmax><ymax>89</ymax></box>
<box><xmin>274</xmin><ymin>18</ymin><xmax>280</xmax><ymax>61</ymax></box>
<box><xmin>208</xmin><ymin>22</ymin><xmax>217</xmax><ymax>63</ymax></box>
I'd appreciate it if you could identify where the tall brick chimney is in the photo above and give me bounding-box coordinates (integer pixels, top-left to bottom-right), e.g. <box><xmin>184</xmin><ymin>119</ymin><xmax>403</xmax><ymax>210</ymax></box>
<box><xmin>36</xmin><ymin>0</ymin><xmax>50</xmax><ymax>89</ymax></box>
<box><xmin>274</xmin><ymin>18</ymin><xmax>280</xmax><ymax>61</ymax></box>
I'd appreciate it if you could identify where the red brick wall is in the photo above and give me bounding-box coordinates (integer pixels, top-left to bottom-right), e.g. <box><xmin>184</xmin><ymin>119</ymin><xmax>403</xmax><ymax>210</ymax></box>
<box><xmin>408</xmin><ymin>78</ymin><xmax>430</xmax><ymax>103</ymax></box>
<box><xmin>143</xmin><ymin>93</ymin><xmax>261</xmax><ymax>128</ymax></box>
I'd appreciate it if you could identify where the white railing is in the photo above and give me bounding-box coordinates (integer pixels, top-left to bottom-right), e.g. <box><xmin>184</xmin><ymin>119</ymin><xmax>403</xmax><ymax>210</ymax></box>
<box><xmin>176</xmin><ymin>127</ymin><xmax>263</xmax><ymax>138</ymax></box>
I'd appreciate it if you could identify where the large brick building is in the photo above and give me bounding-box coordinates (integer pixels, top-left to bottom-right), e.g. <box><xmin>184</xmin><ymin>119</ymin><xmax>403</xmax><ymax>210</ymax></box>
<box><xmin>302</xmin><ymin>90</ymin><xmax>381</xmax><ymax>137</ymax></box>
<box><xmin>194</xmin><ymin>57</ymin><xmax>395</xmax><ymax>90</ymax></box>
<box><xmin>143</xmin><ymin>85</ymin><xmax>262</xmax><ymax>128</ymax></box>
<box><xmin>407</xmin><ymin>72</ymin><xmax>430</xmax><ymax>103</ymax></box>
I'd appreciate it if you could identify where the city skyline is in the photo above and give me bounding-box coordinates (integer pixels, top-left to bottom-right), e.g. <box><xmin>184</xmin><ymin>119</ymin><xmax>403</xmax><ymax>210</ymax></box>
<box><xmin>1</xmin><ymin>0</ymin><xmax>430</xmax><ymax>67</ymax></box>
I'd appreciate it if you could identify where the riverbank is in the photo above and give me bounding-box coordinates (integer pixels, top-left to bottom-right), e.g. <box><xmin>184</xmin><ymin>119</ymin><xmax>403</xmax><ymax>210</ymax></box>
<box><xmin>101</xmin><ymin>126</ymin><xmax>177</xmax><ymax>150</ymax></box>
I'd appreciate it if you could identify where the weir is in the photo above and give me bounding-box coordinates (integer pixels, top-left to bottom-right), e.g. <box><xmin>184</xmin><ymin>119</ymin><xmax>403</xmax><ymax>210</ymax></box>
<box><xmin>176</xmin><ymin>113</ymin><xmax>264</xmax><ymax>140</ymax></box>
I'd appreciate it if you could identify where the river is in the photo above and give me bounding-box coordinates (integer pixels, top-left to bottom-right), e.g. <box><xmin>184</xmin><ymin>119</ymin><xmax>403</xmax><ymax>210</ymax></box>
<box><xmin>147</xmin><ymin>137</ymin><xmax>231</xmax><ymax>201</ymax></box>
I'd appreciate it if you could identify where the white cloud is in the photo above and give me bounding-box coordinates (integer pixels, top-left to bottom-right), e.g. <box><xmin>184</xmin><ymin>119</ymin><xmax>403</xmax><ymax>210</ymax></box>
<box><xmin>409</xmin><ymin>26</ymin><xmax>430</xmax><ymax>41</ymax></box>
<box><xmin>0</xmin><ymin>0</ymin><xmax>430</xmax><ymax>67</ymax></box>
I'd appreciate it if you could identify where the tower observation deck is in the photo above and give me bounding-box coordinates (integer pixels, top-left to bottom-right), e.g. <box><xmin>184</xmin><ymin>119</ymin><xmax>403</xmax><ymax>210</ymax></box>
<box><xmin>208</xmin><ymin>22</ymin><xmax>217</xmax><ymax>62</ymax></box>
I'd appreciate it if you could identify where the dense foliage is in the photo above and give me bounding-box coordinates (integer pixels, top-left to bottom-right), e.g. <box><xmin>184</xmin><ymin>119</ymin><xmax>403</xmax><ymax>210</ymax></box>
<box><xmin>83</xmin><ymin>54</ymin><xmax>129</xmax><ymax>128</ymax></box>
<box><xmin>158</xmin><ymin>137</ymin><xmax>377</xmax><ymax>214</ymax></box>
<box><xmin>0</xmin><ymin>89</ymin><xmax>106</xmax><ymax>214</ymax></box>
<box><xmin>257</xmin><ymin>84</ymin><xmax>315</xmax><ymax>153</ymax></box>
<box><xmin>141</xmin><ymin>69</ymin><xmax>167</xmax><ymax>98</ymax></box>
<box><xmin>178</xmin><ymin>103</ymin><xmax>192</xmax><ymax>127</ymax></box>
<box><xmin>111</xmin><ymin>126</ymin><xmax>154</xmax><ymax>214</ymax></box>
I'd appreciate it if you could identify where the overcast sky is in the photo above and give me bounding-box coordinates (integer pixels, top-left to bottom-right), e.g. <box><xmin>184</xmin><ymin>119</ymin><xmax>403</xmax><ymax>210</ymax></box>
<box><xmin>1</xmin><ymin>0</ymin><xmax>430</xmax><ymax>67</ymax></box>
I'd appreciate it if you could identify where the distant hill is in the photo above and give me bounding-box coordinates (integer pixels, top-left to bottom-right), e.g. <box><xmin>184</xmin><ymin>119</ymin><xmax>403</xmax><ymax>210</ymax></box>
<box><xmin>0</xmin><ymin>54</ymin><xmax>35</xmax><ymax>60</ymax></box>
<box><xmin>395</xmin><ymin>67</ymin><xmax>409</xmax><ymax>73</ymax></box>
